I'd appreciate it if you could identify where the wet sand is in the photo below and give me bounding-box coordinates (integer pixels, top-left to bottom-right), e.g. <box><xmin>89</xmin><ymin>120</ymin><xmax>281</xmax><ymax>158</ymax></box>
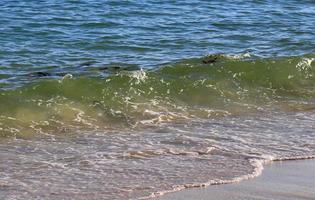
<box><xmin>160</xmin><ymin>159</ymin><xmax>315</xmax><ymax>200</ymax></box>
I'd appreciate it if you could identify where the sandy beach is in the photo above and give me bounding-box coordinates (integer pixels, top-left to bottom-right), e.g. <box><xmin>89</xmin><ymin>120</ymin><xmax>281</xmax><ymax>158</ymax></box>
<box><xmin>160</xmin><ymin>159</ymin><xmax>315</xmax><ymax>200</ymax></box>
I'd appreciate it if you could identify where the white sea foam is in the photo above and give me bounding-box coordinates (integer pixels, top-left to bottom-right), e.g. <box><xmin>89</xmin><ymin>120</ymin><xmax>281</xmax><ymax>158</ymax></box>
<box><xmin>130</xmin><ymin>68</ymin><xmax>147</xmax><ymax>84</ymax></box>
<box><xmin>296</xmin><ymin>58</ymin><xmax>314</xmax><ymax>78</ymax></box>
<box><xmin>224</xmin><ymin>53</ymin><xmax>251</xmax><ymax>60</ymax></box>
<box><xmin>142</xmin><ymin>154</ymin><xmax>315</xmax><ymax>199</ymax></box>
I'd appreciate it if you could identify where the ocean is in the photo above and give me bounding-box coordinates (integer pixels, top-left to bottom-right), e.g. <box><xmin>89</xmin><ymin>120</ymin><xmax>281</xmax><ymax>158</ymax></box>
<box><xmin>0</xmin><ymin>0</ymin><xmax>314</xmax><ymax>199</ymax></box>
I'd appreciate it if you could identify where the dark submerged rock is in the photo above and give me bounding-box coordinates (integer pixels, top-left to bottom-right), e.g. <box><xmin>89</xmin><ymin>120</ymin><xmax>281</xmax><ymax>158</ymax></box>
<box><xmin>202</xmin><ymin>54</ymin><xmax>223</xmax><ymax>64</ymax></box>
<box><xmin>29</xmin><ymin>72</ymin><xmax>51</xmax><ymax>77</ymax></box>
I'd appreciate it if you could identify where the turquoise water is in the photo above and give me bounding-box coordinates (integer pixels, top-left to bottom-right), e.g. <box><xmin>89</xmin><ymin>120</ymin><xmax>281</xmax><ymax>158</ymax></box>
<box><xmin>0</xmin><ymin>1</ymin><xmax>315</xmax><ymax>200</ymax></box>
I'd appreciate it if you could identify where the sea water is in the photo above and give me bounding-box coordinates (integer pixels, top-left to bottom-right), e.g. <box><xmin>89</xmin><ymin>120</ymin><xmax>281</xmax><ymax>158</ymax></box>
<box><xmin>0</xmin><ymin>1</ymin><xmax>314</xmax><ymax>199</ymax></box>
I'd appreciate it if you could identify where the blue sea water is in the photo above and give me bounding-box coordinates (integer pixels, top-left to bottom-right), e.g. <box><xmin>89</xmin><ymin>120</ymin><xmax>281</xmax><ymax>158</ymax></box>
<box><xmin>0</xmin><ymin>0</ymin><xmax>315</xmax><ymax>77</ymax></box>
<box><xmin>0</xmin><ymin>1</ymin><xmax>315</xmax><ymax>200</ymax></box>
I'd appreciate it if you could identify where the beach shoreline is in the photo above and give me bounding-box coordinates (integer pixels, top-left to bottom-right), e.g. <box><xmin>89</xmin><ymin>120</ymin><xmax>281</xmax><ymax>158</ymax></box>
<box><xmin>160</xmin><ymin>159</ymin><xmax>315</xmax><ymax>200</ymax></box>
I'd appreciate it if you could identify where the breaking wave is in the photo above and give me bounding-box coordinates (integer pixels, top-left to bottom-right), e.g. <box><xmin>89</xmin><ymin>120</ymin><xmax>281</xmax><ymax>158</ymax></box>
<box><xmin>0</xmin><ymin>54</ymin><xmax>315</xmax><ymax>137</ymax></box>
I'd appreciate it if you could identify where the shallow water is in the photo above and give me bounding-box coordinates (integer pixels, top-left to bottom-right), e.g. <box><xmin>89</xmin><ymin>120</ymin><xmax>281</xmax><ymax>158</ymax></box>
<box><xmin>0</xmin><ymin>0</ymin><xmax>315</xmax><ymax>200</ymax></box>
<box><xmin>1</xmin><ymin>111</ymin><xmax>314</xmax><ymax>199</ymax></box>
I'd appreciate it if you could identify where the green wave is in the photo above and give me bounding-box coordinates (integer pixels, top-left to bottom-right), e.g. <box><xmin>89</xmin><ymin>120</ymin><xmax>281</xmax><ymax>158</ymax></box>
<box><xmin>1</xmin><ymin>54</ymin><xmax>315</xmax><ymax>137</ymax></box>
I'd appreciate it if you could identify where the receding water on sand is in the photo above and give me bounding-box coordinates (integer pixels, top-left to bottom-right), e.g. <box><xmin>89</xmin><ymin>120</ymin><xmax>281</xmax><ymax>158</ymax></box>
<box><xmin>1</xmin><ymin>111</ymin><xmax>314</xmax><ymax>199</ymax></box>
<box><xmin>160</xmin><ymin>159</ymin><xmax>315</xmax><ymax>200</ymax></box>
